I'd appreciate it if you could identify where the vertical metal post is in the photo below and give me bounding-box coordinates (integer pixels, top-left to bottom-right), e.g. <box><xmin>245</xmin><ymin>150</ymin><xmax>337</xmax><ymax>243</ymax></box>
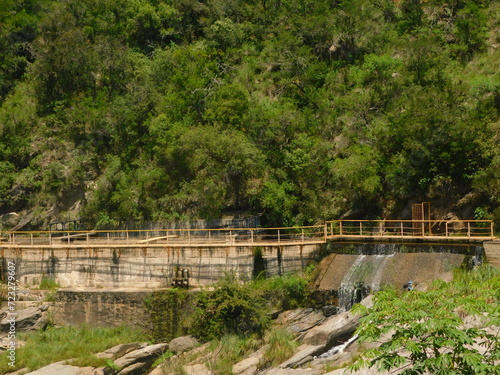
<box><xmin>339</xmin><ymin>222</ymin><xmax>343</xmax><ymax>236</ymax></box>
<box><xmin>359</xmin><ymin>222</ymin><xmax>362</xmax><ymax>236</ymax></box>
<box><xmin>87</xmin><ymin>233</ymin><xmax>89</xmax><ymax>246</ymax></box>
<box><xmin>301</xmin><ymin>229</ymin><xmax>304</xmax><ymax>242</ymax></box>
<box><xmin>491</xmin><ymin>222</ymin><xmax>495</xmax><ymax>238</ymax></box>
<box><xmin>400</xmin><ymin>222</ymin><xmax>404</xmax><ymax>236</ymax></box>
<box><xmin>445</xmin><ymin>222</ymin><xmax>448</xmax><ymax>237</ymax></box>
<box><xmin>278</xmin><ymin>229</ymin><xmax>280</xmax><ymax>243</ymax></box>
<box><xmin>30</xmin><ymin>233</ymin><xmax>33</xmax><ymax>246</ymax></box>
<box><xmin>49</xmin><ymin>232</ymin><xmax>51</xmax><ymax>246</ymax></box>
<box><xmin>422</xmin><ymin>222</ymin><xmax>425</xmax><ymax>237</ymax></box>
<box><xmin>126</xmin><ymin>230</ymin><xmax>129</xmax><ymax>245</ymax></box>
<box><xmin>107</xmin><ymin>232</ymin><xmax>110</xmax><ymax>245</ymax></box>
<box><xmin>208</xmin><ymin>230</ymin><xmax>211</xmax><ymax>244</ymax></box>
<box><xmin>467</xmin><ymin>222</ymin><xmax>471</xmax><ymax>237</ymax></box>
<box><xmin>67</xmin><ymin>232</ymin><xmax>70</xmax><ymax>245</ymax></box>
<box><xmin>250</xmin><ymin>229</ymin><xmax>253</xmax><ymax>243</ymax></box>
<box><xmin>188</xmin><ymin>230</ymin><xmax>191</xmax><ymax>244</ymax></box>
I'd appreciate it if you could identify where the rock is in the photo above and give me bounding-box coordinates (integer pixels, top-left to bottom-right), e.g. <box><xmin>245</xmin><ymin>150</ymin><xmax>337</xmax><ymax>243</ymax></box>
<box><xmin>168</xmin><ymin>335</ymin><xmax>199</xmax><ymax>354</ymax></box>
<box><xmin>0</xmin><ymin>306</ymin><xmax>48</xmax><ymax>332</ymax></box>
<box><xmin>22</xmin><ymin>363</ymin><xmax>82</xmax><ymax>375</ymax></box>
<box><xmin>116</xmin><ymin>361</ymin><xmax>151</xmax><ymax>375</ymax></box>
<box><xmin>95</xmin><ymin>342</ymin><xmax>146</xmax><ymax>360</ymax></box>
<box><xmin>0</xmin><ymin>212</ymin><xmax>20</xmax><ymax>228</ymax></box>
<box><xmin>183</xmin><ymin>363</ymin><xmax>211</xmax><ymax>375</ymax></box>
<box><xmin>300</xmin><ymin>311</ymin><xmax>358</xmax><ymax>347</ymax></box>
<box><xmin>146</xmin><ymin>366</ymin><xmax>165</xmax><ymax>375</ymax></box>
<box><xmin>114</xmin><ymin>343</ymin><xmax>168</xmax><ymax>369</ymax></box>
<box><xmin>232</xmin><ymin>345</ymin><xmax>269</xmax><ymax>374</ymax></box>
<box><xmin>262</xmin><ymin>368</ymin><xmax>320</xmax><ymax>375</ymax></box>
<box><xmin>301</xmin><ymin>296</ymin><xmax>373</xmax><ymax>348</ymax></box>
<box><xmin>276</xmin><ymin>308</ymin><xmax>326</xmax><ymax>335</ymax></box>
<box><xmin>233</xmin><ymin>357</ymin><xmax>260</xmax><ymax>375</ymax></box>
<box><xmin>277</xmin><ymin>344</ymin><xmax>326</xmax><ymax>368</ymax></box>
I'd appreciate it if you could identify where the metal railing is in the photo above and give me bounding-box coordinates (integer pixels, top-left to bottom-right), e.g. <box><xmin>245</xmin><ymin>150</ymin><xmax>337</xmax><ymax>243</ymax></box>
<box><xmin>0</xmin><ymin>220</ymin><xmax>495</xmax><ymax>249</ymax></box>
<box><xmin>325</xmin><ymin>220</ymin><xmax>495</xmax><ymax>239</ymax></box>
<box><xmin>0</xmin><ymin>225</ymin><xmax>327</xmax><ymax>248</ymax></box>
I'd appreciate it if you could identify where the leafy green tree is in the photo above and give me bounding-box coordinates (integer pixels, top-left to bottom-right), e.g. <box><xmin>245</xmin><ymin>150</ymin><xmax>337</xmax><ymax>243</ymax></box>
<box><xmin>350</xmin><ymin>265</ymin><xmax>500</xmax><ymax>375</ymax></box>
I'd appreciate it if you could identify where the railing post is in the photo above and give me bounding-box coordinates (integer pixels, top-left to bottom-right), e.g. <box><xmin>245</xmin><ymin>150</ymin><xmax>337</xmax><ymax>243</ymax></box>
<box><xmin>278</xmin><ymin>229</ymin><xmax>280</xmax><ymax>243</ymax></box>
<box><xmin>87</xmin><ymin>232</ymin><xmax>90</xmax><ymax>246</ymax></box>
<box><xmin>359</xmin><ymin>222</ymin><xmax>362</xmax><ymax>236</ymax></box>
<box><xmin>302</xmin><ymin>229</ymin><xmax>304</xmax><ymax>242</ymax></box>
<box><xmin>49</xmin><ymin>232</ymin><xmax>51</xmax><ymax>246</ymax></box>
<box><xmin>126</xmin><ymin>230</ymin><xmax>129</xmax><ymax>245</ymax></box>
<box><xmin>467</xmin><ymin>222</ymin><xmax>471</xmax><ymax>237</ymax></box>
<box><xmin>107</xmin><ymin>232</ymin><xmax>110</xmax><ymax>245</ymax></box>
<box><xmin>67</xmin><ymin>232</ymin><xmax>70</xmax><ymax>245</ymax></box>
<box><xmin>492</xmin><ymin>222</ymin><xmax>495</xmax><ymax>238</ymax></box>
<box><xmin>339</xmin><ymin>221</ymin><xmax>343</xmax><ymax>236</ymax></box>
<box><xmin>30</xmin><ymin>233</ymin><xmax>33</xmax><ymax>246</ymax></box>
<box><xmin>208</xmin><ymin>230</ymin><xmax>211</xmax><ymax>244</ymax></box>
<box><xmin>422</xmin><ymin>221</ymin><xmax>425</xmax><ymax>237</ymax></box>
<box><xmin>400</xmin><ymin>222</ymin><xmax>404</xmax><ymax>236</ymax></box>
<box><xmin>445</xmin><ymin>222</ymin><xmax>448</xmax><ymax>237</ymax></box>
<box><xmin>324</xmin><ymin>224</ymin><xmax>327</xmax><ymax>240</ymax></box>
<box><xmin>188</xmin><ymin>230</ymin><xmax>191</xmax><ymax>244</ymax></box>
<box><xmin>251</xmin><ymin>229</ymin><xmax>254</xmax><ymax>243</ymax></box>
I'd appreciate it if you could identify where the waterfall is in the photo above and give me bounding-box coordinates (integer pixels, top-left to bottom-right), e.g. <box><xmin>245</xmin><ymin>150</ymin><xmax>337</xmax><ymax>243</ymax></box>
<box><xmin>329</xmin><ymin>242</ymin><xmax>483</xmax><ymax>312</ymax></box>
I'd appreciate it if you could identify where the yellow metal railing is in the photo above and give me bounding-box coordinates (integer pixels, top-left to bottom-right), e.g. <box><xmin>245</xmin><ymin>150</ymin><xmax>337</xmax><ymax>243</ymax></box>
<box><xmin>0</xmin><ymin>225</ymin><xmax>327</xmax><ymax>247</ymax></box>
<box><xmin>325</xmin><ymin>220</ymin><xmax>494</xmax><ymax>239</ymax></box>
<box><xmin>0</xmin><ymin>220</ymin><xmax>495</xmax><ymax>248</ymax></box>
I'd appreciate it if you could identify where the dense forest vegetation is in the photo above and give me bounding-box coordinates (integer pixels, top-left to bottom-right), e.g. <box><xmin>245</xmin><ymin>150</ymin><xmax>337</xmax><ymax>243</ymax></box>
<box><xmin>0</xmin><ymin>0</ymin><xmax>499</xmax><ymax>229</ymax></box>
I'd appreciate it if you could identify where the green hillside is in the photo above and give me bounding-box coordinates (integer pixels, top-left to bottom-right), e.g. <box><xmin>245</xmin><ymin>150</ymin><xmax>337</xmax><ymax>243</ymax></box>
<box><xmin>0</xmin><ymin>0</ymin><xmax>499</xmax><ymax>229</ymax></box>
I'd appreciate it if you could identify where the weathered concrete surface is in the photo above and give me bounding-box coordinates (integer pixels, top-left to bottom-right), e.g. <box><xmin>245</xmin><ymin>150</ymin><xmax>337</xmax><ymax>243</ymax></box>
<box><xmin>53</xmin><ymin>289</ymin><xmax>150</xmax><ymax>328</ymax></box>
<box><xmin>484</xmin><ymin>240</ymin><xmax>500</xmax><ymax>267</ymax></box>
<box><xmin>315</xmin><ymin>252</ymin><xmax>466</xmax><ymax>292</ymax></box>
<box><xmin>1</xmin><ymin>244</ymin><xmax>319</xmax><ymax>288</ymax></box>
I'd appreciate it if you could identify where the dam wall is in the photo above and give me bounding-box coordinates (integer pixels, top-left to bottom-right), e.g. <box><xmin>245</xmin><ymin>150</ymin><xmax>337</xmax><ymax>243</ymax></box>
<box><xmin>1</xmin><ymin>244</ymin><xmax>320</xmax><ymax>288</ymax></box>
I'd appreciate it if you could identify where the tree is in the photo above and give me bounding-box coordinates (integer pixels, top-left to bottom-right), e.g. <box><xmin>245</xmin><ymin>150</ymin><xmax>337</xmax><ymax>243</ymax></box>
<box><xmin>350</xmin><ymin>265</ymin><xmax>500</xmax><ymax>375</ymax></box>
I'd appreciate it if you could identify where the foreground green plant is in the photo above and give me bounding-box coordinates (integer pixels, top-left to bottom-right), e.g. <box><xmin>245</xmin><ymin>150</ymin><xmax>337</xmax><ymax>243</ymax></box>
<box><xmin>261</xmin><ymin>328</ymin><xmax>299</xmax><ymax>368</ymax></box>
<box><xmin>0</xmin><ymin>324</ymin><xmax>144</xmax><ymax>373</ymax></box>
<box><xmin>350</xmin><ymin>265</ymin><xmax>500</xmax><ymax>375</ymax></box>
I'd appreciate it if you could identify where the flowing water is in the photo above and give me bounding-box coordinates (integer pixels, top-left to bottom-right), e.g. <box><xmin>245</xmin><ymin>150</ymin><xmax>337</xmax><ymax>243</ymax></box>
<box><xmin>326</xmin><ymin>242</ymin><xmax>484</xmax><ymax>312</ymax></box>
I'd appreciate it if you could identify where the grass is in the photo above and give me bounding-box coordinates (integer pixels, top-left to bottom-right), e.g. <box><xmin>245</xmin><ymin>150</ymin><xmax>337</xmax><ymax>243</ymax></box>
<box><xmin>0</xmin><ymin>324</ymin><xmax>145</xmax><ymax>373</ymax></box>
<box><xmin>38</xmin><ymin>274</ymin><xmax>60</xmax><ymax>290</ymax></box>
<box><xmin>261</xmin><ymin>328</ymin><xmax>299</xmax><ymax>368</ymax></box>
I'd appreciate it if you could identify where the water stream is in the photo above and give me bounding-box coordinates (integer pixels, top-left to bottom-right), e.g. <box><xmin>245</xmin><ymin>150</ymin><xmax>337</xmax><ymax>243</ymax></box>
<box><xmin>330</xmin><ymin>242</ymin><xmax>484</xmax><ymax>312</ymax></box>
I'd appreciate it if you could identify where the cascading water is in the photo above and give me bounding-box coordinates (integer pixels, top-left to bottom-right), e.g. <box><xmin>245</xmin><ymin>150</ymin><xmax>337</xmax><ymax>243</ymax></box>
<box><xmin>330</xmin><ymin>242</ymin><xmax>484</xmax><ymax>312</ymax></box>
<box><xmin>336</xmin><ymin>244</ymin><xmax>397</xmax><ymax>312</ymax></box>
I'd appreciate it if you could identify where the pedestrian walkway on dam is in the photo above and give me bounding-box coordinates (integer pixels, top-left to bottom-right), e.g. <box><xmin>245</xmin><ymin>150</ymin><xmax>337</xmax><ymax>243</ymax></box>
<box><xmin>0</xmin><ymin>219</ymin><xmax>495</xmax><ymax>250</ymax></box>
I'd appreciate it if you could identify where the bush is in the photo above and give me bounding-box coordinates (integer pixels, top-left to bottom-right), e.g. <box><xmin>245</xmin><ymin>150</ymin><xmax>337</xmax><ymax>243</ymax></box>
<box><xmin>350</xmin><ymin>264</ymin><xmax>500</xmax><ymax>375</ymax></box>
<box><xmin>190</xmin><ymin>273</ymin><xmax>270</xmax><ymax>341</ymax></box>
<box><xmin>259</xmin><ymin>273</ymin><xmax>312</xmax><ymax>310</ymax></box>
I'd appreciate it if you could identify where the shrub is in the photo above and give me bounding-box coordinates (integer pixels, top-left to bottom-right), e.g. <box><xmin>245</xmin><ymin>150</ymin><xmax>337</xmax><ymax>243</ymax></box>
<box><xmin>190</xmin><ymin>273</ymin><xmax>270</xmax><ymax>341</ymax></box>
<box><xmin>350</xmin><ymin>264</ymin><xmax>500</xmax><ymax>375</ymax></box>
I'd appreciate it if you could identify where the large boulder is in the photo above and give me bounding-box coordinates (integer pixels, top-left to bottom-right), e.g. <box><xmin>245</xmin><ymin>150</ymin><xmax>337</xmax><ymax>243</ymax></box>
<box><xmin>300</xmin><ymin>296</ymin><xmax>373</xmax><ymax>347</ymax></box>
<box><xmin>115</xmin><ymin>344</ymin><xmax>168</xmax><ymax>374</ymax></box>
<box><xmin>95</xmin><ymin>342</ymin><xmax>146</xmax><ymax>360</ymax></box>
<box><xmin>1</xmin><ymin>305</ymin><xmax>50</xmax><ymax>332</ymax></box>
<box><xmin>21</xmin><ymin>362</ymin><xmax>108</xmax><ymax>375</ymax></box>
<box><xmin>168</xmin><ymin>335</ymin><xmax>199</xmax><ymax>354</ymax></box>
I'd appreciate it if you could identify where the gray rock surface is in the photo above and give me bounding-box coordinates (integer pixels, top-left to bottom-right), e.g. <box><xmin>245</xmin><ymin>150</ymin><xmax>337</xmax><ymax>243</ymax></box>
<box><xmin>95</xmin><ymin>342</ymin><xmax>146</xmax><ymax>360</ymax></box>
<box><xmin>114</xmin><ymin>343</ymin><xmax>168</xmax><ymax>369</ymax></box>
<box><xmin>0</xmin><ymin>305</ymin><xmax>50</xmax><ymax>332</ymax></box>
<box><xmin>168</xmin><ymin>335</ymin><xmax>199</xmax><ymax>354</ymax></box>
